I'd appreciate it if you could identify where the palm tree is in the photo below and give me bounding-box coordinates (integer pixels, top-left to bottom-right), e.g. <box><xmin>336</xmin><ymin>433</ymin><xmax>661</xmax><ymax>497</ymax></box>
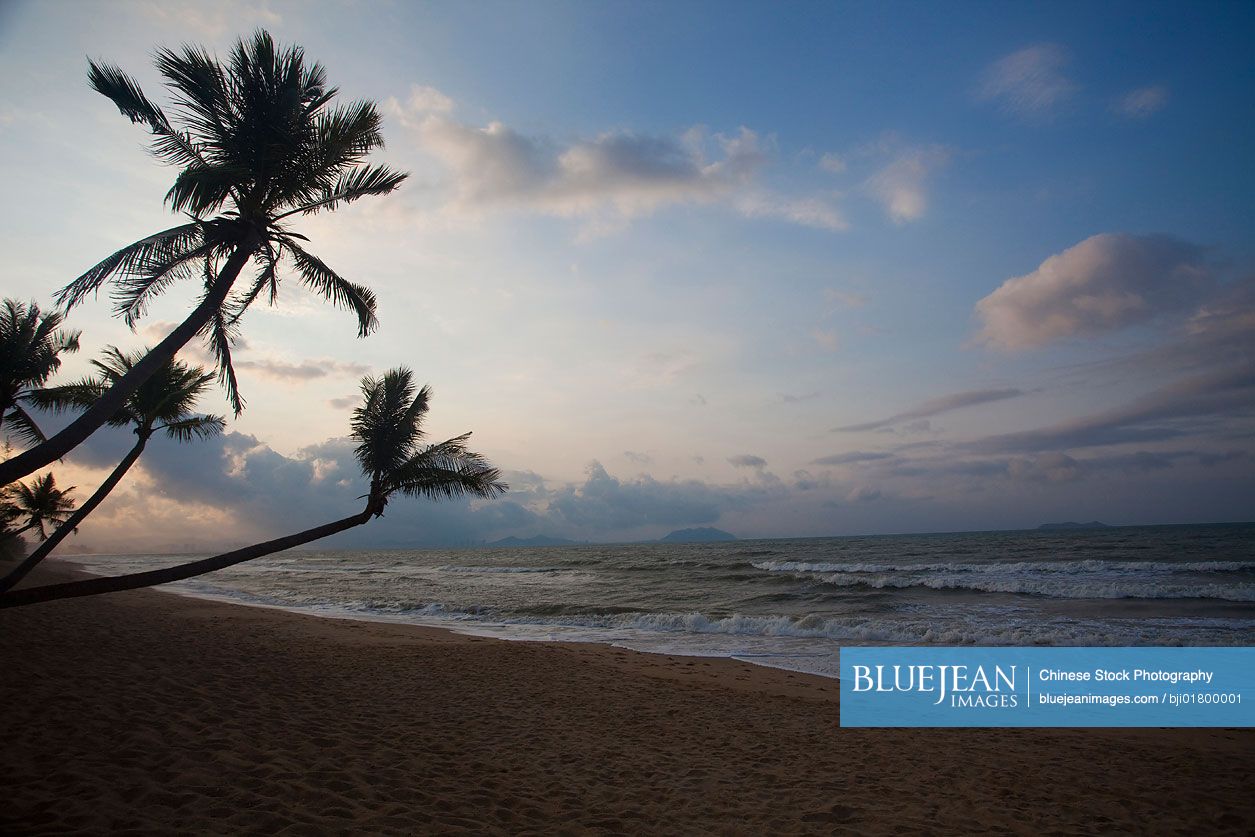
<box><xmin>1</xmin><ymin>474</ymin><xmax>76</xmax><ymax>543</ymax></box>
<box><xmin>0</xmin><ymin>31</ymin><xmax>406</xmax><ymax>485</ymax></box>
<box><xmin>0</xmin><ymin>299</ymin><xmax>81</xmax><ymax>446</ymax></box>
<box><xmin>0</xmin><ymin>369</ymin><xmax>506</xmax><ymax>608</ymax></box>
<box><xmin>0</xmin><ymin>348</ymin><xmax>224</xmax><ymax>593</ymax></box>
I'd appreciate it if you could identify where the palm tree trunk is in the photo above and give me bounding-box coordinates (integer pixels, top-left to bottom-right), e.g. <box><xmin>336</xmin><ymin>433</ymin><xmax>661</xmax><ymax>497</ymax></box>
<box><xmin>0</xmin><ymin>436</ymin><xmax>148</xmax><ymax>594</ymax></box>
<box><xmin>0</xmin><ymin>244</ymin><xmax>255</xmax><ymax>485</ymax></box>
<box><xmin>0</xmin><ymin>507</ymin><xmax>373</xmax><ymax>608</ymax></box>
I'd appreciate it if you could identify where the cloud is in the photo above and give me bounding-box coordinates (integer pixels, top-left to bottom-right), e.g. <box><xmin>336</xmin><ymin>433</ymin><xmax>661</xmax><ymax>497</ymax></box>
<box><xmin>544</xmin><ymin>461</ymin><xmax>727</xmax><ymax>532</ymax></box>
<box><xmin>1113</xmin><ymin>86</ymin><xmax>1169</xmax><ymax>119</ymax></box>
<box><xmin>812</xmin><ymin>328</ymin><xmax>840</xmax><ymax>352</ymax></box>
<box><xmin>399</xmin><ymin>93</ymin><xmax>843</xmax><ymax>231</ymax></box>
<box><xmin>969</xmin><ymin>366</ymin><xmax>1255</xmax><ymax>454</ymax></box>
<box><xmin>978</xmin><ymin>44</ymin><xmax>1076</xmax><ymax>121</ymax></box>
<box><xmin>728</xmin><ymin>454</ymin><xmax>767</xmax><ymax>469</ymax></box>
<box><xmin>779</xmin><ymin>391</ymin><xmax>820</xmax><ymax>404</ymax></box>
<box><xmin>975</xmin><ymin>233</ymin><xmax>1211</xmax><ymax>350</ymax></box>
<box><xmin>823</xmin><ymin>289</ymin><xmax>868</xmax><ymax>310</ymax></box>
<box><xmin>1007</xmin><ymin>452</ymin><xmax>1083</xmax><ymax>483</ymax></box>
<box><xmin>235</xmin><ymin>358</ymin><xmax>371</xmax><ymax>381</ymax></box>
<box><xmin>847</xmin><ymin>486</ymin><xmax>882</xmax><ymax>502</ymax></box>
<box><xmin>134</xmin><ymin>0</ymin><xmax>280</xmax><ymax>38</ymax></box>
<box><xmin>865</xmin><ymin>145</ymin><xmax>950</xmax><ymax>223</ymax></box>
<box><xmin>401</xmin><ymin>84</ymin><xmax>454</xmax><ymax>114</ymax></box>
<box><xmin>837</xmin><ymin>388</ymin><xmax>1024</xmax><ymax>432</ymax></box>
<box><xmin>623</xmin><ymin>450</ymin><xmax>652</xmax><ymax>465</ymax></box>
<box><xmin>812</xmin><ymin>451</ymin><xmax>894</xmax><ymax>466</ymax></box>
<box><xmin>818</xmin><ymin>152</ymin><xmax>846</xmax><ymax>173</ymax></box>
<box><xmin>734</xmin><ymin>192</ymin><xmax>847</xmax><ymax>231</ymax></box>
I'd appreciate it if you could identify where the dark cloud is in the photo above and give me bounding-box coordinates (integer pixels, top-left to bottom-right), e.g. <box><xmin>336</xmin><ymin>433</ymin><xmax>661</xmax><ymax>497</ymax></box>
<box><xmin>812</xmin><ymin>451</ymin><xmax>894</xmax><ymax>466</ymax></box>
<box><xmin>970</xmin><ymin>366</ymin><xmax>1255</xmax><ymax>454</ymax></box>
<box><xmin>623</xmin><ymin>450</ymin><xmax>652</xmax><ymax>465</ymax></box>
<box><xmin>545</xmin><ymin>461</ymin><xmax>727</xmax><ymax>533</ymax></box>
<box><xmin>728</xmin><ymin>454</ymin><xmax>767</xmax><ymax>469</ymax></box>
<box><xmin>837</xmin><ymin>388</ymin><xmax>1024</xmax><ymax>432</ymax></box>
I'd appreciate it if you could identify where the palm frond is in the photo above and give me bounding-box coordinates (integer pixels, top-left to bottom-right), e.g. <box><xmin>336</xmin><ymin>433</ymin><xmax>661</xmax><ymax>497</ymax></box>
<box><xmin>283</xmin><ymin>241</ymin><xmax>378</xmax><ymax>336</ymax></box>
<box><xmin>2</xmin><ymin>404</ymin><xmax>47</xmax><ymax>446</ymax></box>
<box><xmin>57</xmin><ymin>223</ymin><xmax>204</xmax><ymax>311</ymax></box>
<box><xmin>25</xmin><ymin>379</ymin><xmax>128</xmax><ymax>427</ymax></box>
<box><xmin>200</xmin><ymin>299</ymin><xmax>245</xmax><ymax>416</ymax></box>
<box><xmin>275</xmin><ymin>164</ymin><xmax>408</xmax><ymax>219</ymax></box>
<box><xmin>88</xmin><ymin>60</ymin><xmax>172</xmax><ymax>133</ymax></box>
<box><xmin>165</xmin><ymin>163</ymin><xmax>249</xmax><ymax>216</ymax></box>
<box><xmin>112</xmin><ymin>241</ymin><xmax>217</xmax><ymax>328</ymax></box>
<box><xmin>386</xmin><ymin>433</ymin><xmax>507</xmax><ymax>502</ymax></box>
<box><xmin>6</xmin><ymin>473</ymin><xmax>76</xmax><ymax>540</ymax></box>
<box><xmin>351</xmin><ymin>370</ymin><xmax>426</xmax><ymax>477</ymax></box>
<box><xmin>161</xmin><ymin>414</ymin><xmax>226</xmax><ymax>442</ymax></box>
<box><xmin>225</xmin><ymin>246</ymin><xmax>280</xmax><ymax>326</ymax></box>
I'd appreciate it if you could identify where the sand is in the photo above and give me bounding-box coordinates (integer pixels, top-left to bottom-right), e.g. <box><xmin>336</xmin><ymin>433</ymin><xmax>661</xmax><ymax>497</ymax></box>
<box><xmin>1</xmin><ymin>563</ymin><xmax>1252</xmax><ymax>835</ymax></box>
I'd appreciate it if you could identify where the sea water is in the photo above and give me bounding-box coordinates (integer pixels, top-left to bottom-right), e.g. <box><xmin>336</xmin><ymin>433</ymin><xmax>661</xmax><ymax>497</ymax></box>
<box><xmin>70</xmin><ymin>524</ymin><xmax>1255</xmax><ymax>678</ymax></box>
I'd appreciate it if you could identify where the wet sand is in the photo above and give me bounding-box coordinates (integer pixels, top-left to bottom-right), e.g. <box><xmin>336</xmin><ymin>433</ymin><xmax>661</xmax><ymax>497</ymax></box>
<box><xmin>1</xmin><ymin>562</ymin><xmax>1251</xmax><ymax>835</ymax></box>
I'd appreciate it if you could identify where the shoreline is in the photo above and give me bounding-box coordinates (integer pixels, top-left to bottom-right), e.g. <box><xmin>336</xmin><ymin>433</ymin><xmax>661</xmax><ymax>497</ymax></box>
<box><xmin>2</xmin><ymin>560</ymin><xmax>1253</xmax><ymax>834</ymax></box>
<box><xmin>54</xmin><ymin>556</ymin><xmax>849</xmax><ymax>681</ymax></box>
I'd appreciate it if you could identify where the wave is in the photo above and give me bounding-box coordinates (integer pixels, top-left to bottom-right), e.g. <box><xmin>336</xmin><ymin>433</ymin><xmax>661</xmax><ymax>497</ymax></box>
<box><xmin>436</xmin><ymin>565</ymin><xmax>564</xmax><ymax>574</ymax></box>
<box><xmin>804</xmin><ymin>572</ymin><xmax>1255</xmax><ymax>601</ymax></box>
<box><xmin>753</xmin><ymin>559</ymin><xmax>1255</xmax><ymax>575</ymax></box>
<box><xmin>331</xmin><ymin>603</ymin><xmax>1255</xmax><ymax>647</ymax></box>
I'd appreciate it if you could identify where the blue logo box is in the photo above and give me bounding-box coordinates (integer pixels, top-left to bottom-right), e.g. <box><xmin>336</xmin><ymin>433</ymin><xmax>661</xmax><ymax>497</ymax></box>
<box><xmin>839</xmin><ymin>647</ymin><xmax>1254</xmax><ymax>727</ymax></box>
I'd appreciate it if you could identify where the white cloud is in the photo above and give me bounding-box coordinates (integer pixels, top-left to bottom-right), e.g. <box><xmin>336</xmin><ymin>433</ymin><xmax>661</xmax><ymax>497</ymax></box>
<box><xmin>979</xmin><ymin>44</ymin><xmax>1076</xmax><ymax>121</ymax></box>
<box><xmin>394</xmin><ymin>91</ymin><xmax>843</xmax><ymax>231</ymax></box>
<box><xmin>976</xmin><ymin>233</ymin><xmax>1210</xmax><ymax>350</ymax></box>
<box><xmin>865</xmin><ymin>145</ymin><xmax>950</xmax><ymax>223</ymax></box>
<box><xmin>1113</xmin><ymin>86</ymin><xmax>1169</xmax><ymax>119</ymax></box>
<box><xmin>734</xmin><ymin>193</ymin><xmax>847</xmax><ymax>231</ymax></box>
<box><xmin>135</xmin><ymin>0</ymin><xmax>280</xmax><ymax>38</ymax></box>
<box><xmin>818</xmin><ymin>152</ymin><xmax>846</xmax><ymax>173</ymax></box>
<box><xmin>403</xmin><ymin>85</ymin><xmax>455</xmax><ymax>114</ymax></box>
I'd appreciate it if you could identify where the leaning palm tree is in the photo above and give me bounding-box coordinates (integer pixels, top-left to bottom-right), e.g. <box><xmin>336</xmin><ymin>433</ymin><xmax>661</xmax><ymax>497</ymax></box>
<box><xmin>0</xmin><ymin>299</ymin><xmax>82</xmax><ymax>446</ymax></box>
<box><xmin>1</xmin><ymin>474</ymin><xmax>76</xmax><ymax>543</ymax></box>
<box><xmin>0</xmin><ymin>369</ymin><xmax>506</xmax><ymax>608</ymax></box>
<box><xmin>0</xmin><ymin>31</ymin><xmax>406</xmax><ymax>485</ymax></box>
<box><xmin>0</xmin><ymin>348</ymin><xmax>224</xmax><ymax>594</ymax></box>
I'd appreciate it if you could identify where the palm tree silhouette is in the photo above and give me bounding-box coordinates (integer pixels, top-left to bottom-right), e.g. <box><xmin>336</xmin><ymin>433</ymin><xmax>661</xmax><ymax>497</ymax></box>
<box><xmin>0</xmin><ymin>299</ymin><xmax>81</xmax><ymax>446</ymax></box>
<box><xmin>0</xmin><ymin>348</ymin><xmax>224</xmax><ymax>593</ymax></box>
<box><xmin>1</xmin><ymin>474</ymin><xmax>76</xmax><ymax>543</ymax></box>
<box><xmin>0</xmin><ymin>31</ymin><xmax>406</xmax><ymax>485</ymax></box>
<box><xmin>1</xmin><ymin>369</ymin><xmax>506</xmax><ymax>607</ymax></box>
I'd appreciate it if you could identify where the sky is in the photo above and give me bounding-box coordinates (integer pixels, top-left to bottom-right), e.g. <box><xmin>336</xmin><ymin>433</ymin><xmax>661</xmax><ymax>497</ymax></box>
<box><xmin>1</xmin><ymin>0</ymin><xmax>1253</xmax><ymax>551</ymax></box>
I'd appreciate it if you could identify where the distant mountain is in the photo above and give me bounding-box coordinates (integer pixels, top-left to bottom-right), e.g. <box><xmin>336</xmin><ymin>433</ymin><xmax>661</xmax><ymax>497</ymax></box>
<box><xmin>487</xmin><ymin>535</ymin><xmax>581</xmax><ymax>548</ymax></box>
<box><xmin>659</xmin><ymin>527</ymin><xmax>737</xmax><ymax>543</ymax></box>
<box><xmin>1037</xmin><ymin>521</ymin><xmax>1111</xmax><ymax>531</ymax></box>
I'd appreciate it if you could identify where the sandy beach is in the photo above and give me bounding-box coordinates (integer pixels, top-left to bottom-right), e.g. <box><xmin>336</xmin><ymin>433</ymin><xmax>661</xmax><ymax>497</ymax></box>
<box><xmin>1</xmin><ymin>563</ymin><xmax>1251</xmax><ymax>836</ymax></box>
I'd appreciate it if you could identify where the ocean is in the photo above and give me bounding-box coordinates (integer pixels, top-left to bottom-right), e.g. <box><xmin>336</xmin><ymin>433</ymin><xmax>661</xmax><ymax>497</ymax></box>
<box><xmin>71</xmin><ymin>523</ymin><xmax>1255</xmax><ymax>678</ymax></box>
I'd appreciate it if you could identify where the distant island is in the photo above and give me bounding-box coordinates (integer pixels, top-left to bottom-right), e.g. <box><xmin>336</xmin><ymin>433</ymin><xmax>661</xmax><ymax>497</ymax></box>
<box><xmin>658</xmin><ymin>527</ymin><xmax>737</xmax><ymax>543</ymax></box>
<box><xmin>1037</xmin><ymin>521</ymin><xmax>1111</xmax><ymax>531</ymax></box>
